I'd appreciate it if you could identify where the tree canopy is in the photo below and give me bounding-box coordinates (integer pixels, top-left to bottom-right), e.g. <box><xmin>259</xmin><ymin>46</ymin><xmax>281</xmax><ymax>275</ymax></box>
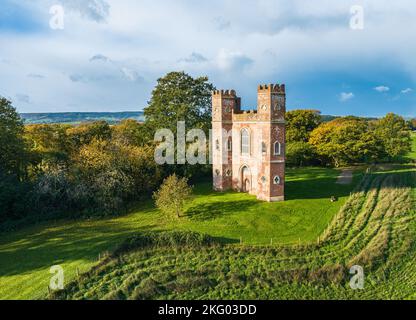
<box><xmin>286</xmin><ymin>109</ymin><xmax>322</xmax><ymax>143</ymax></box>
<box><xmin>0</xmin><ymin>97</ymin><xmax>27</xmax><ymax>177</ymax></box>
<box><xmin>144</xmin><ymin>71</ymin><xmax>214</xmax><ymax>136</ymax></box>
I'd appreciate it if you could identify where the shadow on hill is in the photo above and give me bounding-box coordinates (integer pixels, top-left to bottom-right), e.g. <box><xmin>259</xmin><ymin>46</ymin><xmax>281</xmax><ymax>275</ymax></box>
<box><xmin>284</xmin><ymin>176</ymin><xmax>354</xmax><ymax>200</ymax></box>
<box><xmin>0</xmin><ymin>221</ymin><xmax>158</xmax><ymax>277</ymax></box>
<box><xmin>185</xmin><ymin>200</ymin><xmax>257</xmax><ymax>221</ymax></box>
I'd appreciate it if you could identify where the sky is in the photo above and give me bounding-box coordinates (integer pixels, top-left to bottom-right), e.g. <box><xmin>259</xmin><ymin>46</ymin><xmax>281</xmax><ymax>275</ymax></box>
<box><xmin>0</xmin><ymin>0</ymin><xmax>415</xmax><ymax>117</ymax></box>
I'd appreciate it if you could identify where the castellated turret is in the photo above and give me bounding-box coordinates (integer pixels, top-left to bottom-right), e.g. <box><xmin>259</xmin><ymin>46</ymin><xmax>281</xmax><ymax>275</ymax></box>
<box><xmin>212</xmin><ymin>84</ymin><xmax>286</xmax><ymax>202</ymax></box>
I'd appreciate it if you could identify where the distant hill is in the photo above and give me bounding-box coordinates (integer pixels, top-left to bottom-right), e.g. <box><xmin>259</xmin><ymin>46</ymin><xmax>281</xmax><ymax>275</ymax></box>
<box><xmin>20</xmin><ymin>111</ymin><xmax>144</xmax><ymax>125</ymax></box>
<box><xmin>20</xmin><ymin>111</ymin><xmax>380</xmax><ymax>125</ymax></box>
<box><xmin>320</xmin><ymin>115</ymin><xmax>379</xmax><ymax>122</ymax></box>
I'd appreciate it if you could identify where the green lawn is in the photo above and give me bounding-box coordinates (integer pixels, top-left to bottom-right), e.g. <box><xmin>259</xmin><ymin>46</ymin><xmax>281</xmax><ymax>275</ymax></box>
<box><xmin>0</xmin><ymin>167</ymin><xmax>360</xmax><ymax>300</ymax></box>
<box><xmin>53</xmin><ymin>166</ymin><xmax>416</xmax><ymax>300</ymax></box>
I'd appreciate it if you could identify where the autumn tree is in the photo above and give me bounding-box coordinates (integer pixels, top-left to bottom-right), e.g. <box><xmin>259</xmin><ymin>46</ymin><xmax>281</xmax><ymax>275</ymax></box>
<box><xmin>153</xmin><ymin>174</ymin><xmax>193</xmax><ymax>219</ymax></box>
<box><xmin>309</xmin><ymin>117</ymin><xmax>379</xmax><ymax>167</ymax></box>
<box><xmin>66</xmin><ymin>120</ymin><xmax>112</xmax><ymax>152</ymax></box>
<box><xmin>112</xmin><ymin>119</ymin><xmax>146</xmax><ymax>146</ymax></box>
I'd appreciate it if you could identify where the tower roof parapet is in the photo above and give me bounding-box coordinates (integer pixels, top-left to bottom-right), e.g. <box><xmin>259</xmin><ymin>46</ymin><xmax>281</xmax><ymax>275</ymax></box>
<box><xmin>257</xmin><ymin>84</ymin><xmax>285</xmax><ymax>94</ymax></box>
<box><xmin>212</xmin><ymin>89</ymin><xmax>237</xmax><ymax>97</ymax></box>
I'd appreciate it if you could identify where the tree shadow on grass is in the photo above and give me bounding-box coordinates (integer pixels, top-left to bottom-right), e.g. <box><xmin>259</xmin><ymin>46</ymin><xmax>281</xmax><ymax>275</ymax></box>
<box><xmin>285</xmin><ymin>177</ymin><xmax>354</xmax><ymax>200</ymax></box>
<box><xmin>185</xmin><ymin>200</ymin><xmax>257</xmax><ymax>221</ymax></box>
<box><xmin>0</xmin><ymin>221</ymin><xmax>158</xmax><ymax>277</ymax></box>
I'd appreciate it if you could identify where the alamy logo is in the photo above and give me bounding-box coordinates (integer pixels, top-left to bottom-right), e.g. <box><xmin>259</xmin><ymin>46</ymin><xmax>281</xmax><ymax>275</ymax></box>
<box><xmin>49</xmin><ymin>5</ymin><xmax>65</xmax><ymax>30</ymax></box>
<box><xmin>49</xmin><ymin>265</ymin><xmax>64</xmax><ymax>290</ymax></box>
<box><xmin>350</xmin><ymin>5</ymin><xmax>364</xmax><ymax>30</ymax></box>
<box><xmin>349</xmin><ymin>265</ymin><xmax>364</xmax><ymax>290</ymax></box>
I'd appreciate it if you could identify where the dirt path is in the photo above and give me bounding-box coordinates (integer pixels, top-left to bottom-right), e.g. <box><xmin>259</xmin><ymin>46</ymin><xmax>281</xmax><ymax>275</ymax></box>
<box><xmin>337</xmin><ymin>169</ymin><xmax>353</xmax><ymax>185</ymax></box>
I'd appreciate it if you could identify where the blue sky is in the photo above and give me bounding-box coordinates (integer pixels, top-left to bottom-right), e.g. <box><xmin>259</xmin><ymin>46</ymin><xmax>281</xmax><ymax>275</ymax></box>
<box><xmin>0</xmin><ymin>0</ymin><xmax>415</xmax><ymax>117</ymax></box>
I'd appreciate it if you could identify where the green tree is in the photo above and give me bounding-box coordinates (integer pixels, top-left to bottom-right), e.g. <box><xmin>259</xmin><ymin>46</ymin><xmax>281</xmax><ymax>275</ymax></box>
<box><xmin>286</xmin><ymin>141</ymin><xmax>318</xmax><ymax>167</ymax></box>
<box><xmin>375</xmin><ymin>113</ymin><xmax>411</xmax><ymax>160</ymax></box>
<box><xmin>286</xmin><ymin>109</ymin><xmax>322</xmax><ymax>143</ymax></box>
<box><xmin>144</xmin><ymin>71</ymin><xmax>214</xmax><ymax>136</ymax></box>
<box><xmin>0</xmin><ymin>97</ymin><xmax>27</xmax><ymax>177</ymax></box>
<box><xmin>153</xmin><ymin>174</ymin><xmax>193</xmax><ymax>219</ymax></box>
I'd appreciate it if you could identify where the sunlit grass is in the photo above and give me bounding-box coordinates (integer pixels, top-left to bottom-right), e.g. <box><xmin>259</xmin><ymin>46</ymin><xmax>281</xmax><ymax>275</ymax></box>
<box><xmin>0</xmin><ymin>167</ymin><xmax>360</xmax><ymax>300</ymax></box>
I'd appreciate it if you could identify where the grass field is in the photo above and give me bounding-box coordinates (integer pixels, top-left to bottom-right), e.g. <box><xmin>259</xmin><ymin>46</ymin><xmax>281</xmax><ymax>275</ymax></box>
<box><xmin>0</xmin><ymin>167</ymin><xmax>360</xmax><ymax>300</ymax></box>
<box><xmin>52</xmin><ymin>165</ymin><xmax>416</xmax><ymax>300</ymax></box>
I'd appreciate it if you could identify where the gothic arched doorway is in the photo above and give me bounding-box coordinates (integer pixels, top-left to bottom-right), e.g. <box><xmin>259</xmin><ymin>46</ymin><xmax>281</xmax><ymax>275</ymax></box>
<box><xmin>241</xmin><ymin>166</ymin><xmax>252</xmax><ymax>193</ymax></box>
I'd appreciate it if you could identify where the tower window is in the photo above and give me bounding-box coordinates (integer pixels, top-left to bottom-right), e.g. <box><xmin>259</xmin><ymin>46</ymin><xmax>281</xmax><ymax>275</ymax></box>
<box><xmin>274</xmin><ymin>142</ymin><xmax>281</xmax><ymax>155</ymax></box>
<box><xmin>261</xmin><ymin>176</ymin><xmax>267</xmax><ymax>184</ymax></box>
<box><xmin>241</xmin><ymin>128</ymin><xmax>250</xmax><ymax>155</ymax></box>
<box><xmin>215</xmin><ymin>139</ymin><xmax>220</xmax><ymax>151</ymax></box>
<box><xmin>227</xmin><ymin>138</ymin><xmax>232</xmax><ymax>151</ymax></box>
<box><xmin>273</xmin><ymin>176</ymin><xmax>281</xmax><ymax>185</ymax></box>
<box><xmin>215</xmin><ymin>169</ymin><xmax>221</xmax><ymax>176</ymax></box>
<box><xmin>262</xmin><ymin>142</ymin><xmax>267</xmax><ymax>154</ymax></box>
<box><xmin>226</xmin><ymin>169</ymin><xmax>232</xmax><ymax>177</ymax></box>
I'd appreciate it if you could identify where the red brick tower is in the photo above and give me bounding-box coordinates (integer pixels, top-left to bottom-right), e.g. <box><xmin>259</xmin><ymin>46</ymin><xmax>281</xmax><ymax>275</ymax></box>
<box><xmin>212</xmin><ymin>84</ymin><xmax>285</xmax><ymax>202</ymax></box>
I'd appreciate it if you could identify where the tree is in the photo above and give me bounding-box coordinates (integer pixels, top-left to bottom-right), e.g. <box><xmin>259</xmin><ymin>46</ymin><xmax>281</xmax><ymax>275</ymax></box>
<box><xmin>153</xmin><ymin>174</ymin><xmax>193</xmax><ymax>219</ymax></box>
<box><xmin>144</xmin><ymin>71</ymin><xmax>214</xmax><ymax>137</ymax></box>
<box><xmin>286</xmin><ymin>141</ymin><xmax>318</xmax><ymax>167</ymax></box>
<box><xmin>375</xmin><ymin>113</ymin><xmax>411</xmax><ymax>160</ymax></box>
<box><xmin>0</xmin><ymin>97</ymin><xmax>27</xmax><ymax>178</ymax></box>
<box><xmin>286</xmin><ymin>109</ymin><xmax>322</xmax><ymax>143</ymax></box>
<box><xmin>24</xmin><ymin>124</ymin><xmax>70</xmax><ymax>168</ymax></box>
<box><xmin>309</xmin><ymin>117</ymin><xmax>379</xmax><ymax>167</ymax></box>
<box><xmin>112</xmin><ymin>119</ymin><xmax>146</xmax><ymax>146</ymax></box>
<box><xmin>66</xmin><ymin>121</ymin><xmax>111</xmax><ymax>152</ymax></box>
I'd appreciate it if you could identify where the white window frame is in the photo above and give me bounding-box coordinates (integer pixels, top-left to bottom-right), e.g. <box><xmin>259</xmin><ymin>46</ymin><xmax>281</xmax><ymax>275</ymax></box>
<box><xmin>273</xmin><ymin>176</ymin><xmax>281</xmax><ymax>185</ymax></box>
<box><xmin>241</xmin><ymin>128</ymin><xmax>250</xmax><ymax>155</ymax></box>
<box><xmin>274</xmin><ymin>142</ymin><xmax>281</xmax><ymax>156</ymax></box>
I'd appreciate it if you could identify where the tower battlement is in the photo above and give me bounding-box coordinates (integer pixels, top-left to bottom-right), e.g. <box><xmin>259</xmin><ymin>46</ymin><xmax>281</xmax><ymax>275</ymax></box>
<box><xmin>212</xmin><ymin>89</ymin><xmax>237</xmax><ymax>97</ymax></box>
<box><xmin>257</xmin><ymin>84</ymin><xmax>285</xmax><ymax>94</ymax></box>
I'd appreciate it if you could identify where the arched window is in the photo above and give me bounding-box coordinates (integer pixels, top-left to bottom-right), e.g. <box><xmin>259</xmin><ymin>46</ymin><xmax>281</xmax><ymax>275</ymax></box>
<box><xmin>241</xmin><ymin>129</ymin><xmax>250</xmax><ymax>155</ymax></box>
<box><xmin>273</xmin><ymin>176</ymin><xmax>281</xmax><ymax>185</ymax></box>
<box><xmin>274</xmin><ymin>142</ymin><xmax>281</xmax><ymax>155</ymax></box>
<box><xmin>227</xmin><ymin>138</ymin><xmax>232</xmax><ymax>151</ymax></box>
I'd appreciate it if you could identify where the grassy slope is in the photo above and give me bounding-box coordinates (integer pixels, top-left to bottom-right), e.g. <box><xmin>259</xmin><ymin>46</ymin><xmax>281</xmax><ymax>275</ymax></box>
<box><xmin>0</xmin><ymin>167</ymin><xmax>358</xmax><ymax>300</ymax></box>
<box><xmin>55</xmin><ymin>165</ymin><xmax>416</xmax><ymax>300</ymax></box>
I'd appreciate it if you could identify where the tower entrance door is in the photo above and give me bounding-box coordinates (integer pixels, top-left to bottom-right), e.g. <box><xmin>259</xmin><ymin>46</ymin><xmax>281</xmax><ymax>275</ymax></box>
<box><xmin>241</xmin><ymin>166</ymin><xmax>251</xmax><ymax>193</ymax></box>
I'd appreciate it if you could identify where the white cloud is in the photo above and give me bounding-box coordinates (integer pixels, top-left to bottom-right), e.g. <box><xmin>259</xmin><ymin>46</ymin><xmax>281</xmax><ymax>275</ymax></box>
<box><xmin>15</xmin><ymin>93</ymin><xmax>31</xmax><ymax>104</ymax></box>
<box><xmin>27</xmin><ymin>73</ymin><xmax>45</xmax><ymax>79</ymax></box>
<box><xmin>339</xmin><ymin>92</ymin><xmax>354</xmax><ymax>102</ymax></box>
<box><xmin>374</xmin><ymin>86</ymin><xmax>390</xmax><ymax>93</ymax></box>
<box><xmin>401</xmin><ymin>88</ymin><xmax>413</xmax><ymax>94</ymax></box>
<box><xmin>89</xmin><ymin>54</ymin><xmax>110</xmax><ymax>62</ymax></box>
<box><xmin>179</xmin><ymin>52</ymin><xmax>208</xmax><ymax>64</ymax></box>
<box><xmin>60</xmin><ymin>0</ymin><xmax>110</xmax><ymax>23</ymax></box>
<box><xmin>216</xmin><ymin>49</ymin><xmax>253</xmax><ymax>71</ymax></box>
<box><xmin>2</xmin><ymin>0</ymin><xmax>416</xmax><ymax>112</ymax></box>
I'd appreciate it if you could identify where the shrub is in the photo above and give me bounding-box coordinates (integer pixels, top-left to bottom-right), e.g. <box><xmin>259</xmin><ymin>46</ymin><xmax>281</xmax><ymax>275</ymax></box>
<box><xmin>153</xmin><ymin>174</ymin><xmax>193</xmax><ymax>219</ymax></box>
